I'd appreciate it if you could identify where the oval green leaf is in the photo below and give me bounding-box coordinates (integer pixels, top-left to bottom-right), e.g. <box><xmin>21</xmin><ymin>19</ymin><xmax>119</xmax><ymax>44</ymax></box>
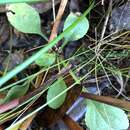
<box><xmin>6</xmin><ymin>3</ymin><xmax>47</xmax><ymax>40</ymax></box>
<box><xmin>63</xmin><ymin>12</ymin><xmax>89</xmax><ymax>41</ymax></box>
<box><xmin>47</xmin><ymin>78</ymin><xmax>67</xmax><ymax>109</ymax></box>
<box><xmin>35</xmin><ymin>53</ymin><xmax>56</xmax><ymax>67</ymax></box>
<box><xmin>85</xmin><ymin>100</ymin><xmax>129</xmax><ymax>130</ymax></box>
<box><xmin>1</xmin><ymin>81</ymin><xmax>29</xmax><ymax>104</ymax></box>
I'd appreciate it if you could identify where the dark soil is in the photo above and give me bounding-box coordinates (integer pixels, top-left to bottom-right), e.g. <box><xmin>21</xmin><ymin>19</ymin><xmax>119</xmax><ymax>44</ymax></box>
<box><xmin>0</xmin><ymin>0</ymin><xmax>130</xmax><ymax>130</ymax></box>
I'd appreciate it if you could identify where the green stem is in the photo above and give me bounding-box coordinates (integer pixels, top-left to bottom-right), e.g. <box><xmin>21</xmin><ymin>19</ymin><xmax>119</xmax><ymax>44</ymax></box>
<box><xmin>62</xmin><ymin>61</ymin><xmax>80</xmax><ymax>84</ymax></box>
<box><xmin>0</xmin><ymin>0</ymin><xmax>48</xmax><ymax>4</ymax></box>
<box><xmin>6</xmin><ymin>67</ymin><xmax>95</xmax><ymax>130</ymax></box>
<box><xmin>0</xmin><ymin>2</ymin><xmax>94</xmax><ymax>87</ymax></box>
<box><xmin>61</xmin><ymin>39</ymin><xmax>68</xmax><ymax>49</ymax></box>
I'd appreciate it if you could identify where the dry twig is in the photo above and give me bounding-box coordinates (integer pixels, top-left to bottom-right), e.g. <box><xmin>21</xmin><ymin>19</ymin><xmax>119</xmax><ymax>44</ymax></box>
<box><xmin>81</xmin><ymin>92</ymin><xmax>130</xmax><ymax>110</ymax></box>
<box><xmin>49</xmin><ymin>0</ymin><xmax>68</xmax><ymax>41</ymax></box>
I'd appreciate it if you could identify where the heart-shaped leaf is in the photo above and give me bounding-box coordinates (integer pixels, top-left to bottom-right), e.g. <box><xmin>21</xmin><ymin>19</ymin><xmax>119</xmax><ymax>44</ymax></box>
<box><xmin>85</xmin><ymin>100</ymin><xmax>129</xmax><ymax>130</ymax></box>
<box><xmin>63</xmin><ymin>12</ymin><xmax>89</xmax><ymax>41</ymax></box>
<box><xmin>1</xmin><ymin>81</ymin><xmax>29</xmax><ymax>104</ymax></box>
<box><xmin>6</xmin><ymin>3</ymin><xmax>47</xmax><ymax>40</ymax></box>
<box><xmin>35</xmin><ymin>53</ymin><xmax>56</xmax><ymax>67</ymax></box>
<box><xmin>47</xmin><ymin>78</ymin><xmax>67</xmax><ymax>109</ymax></box>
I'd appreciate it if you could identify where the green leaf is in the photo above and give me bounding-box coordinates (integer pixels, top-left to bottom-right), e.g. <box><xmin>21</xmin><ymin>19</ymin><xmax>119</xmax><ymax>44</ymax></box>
<box><xmin>85</xmin><ymin>100</ymin><xmax>129</xmax><ymax>130</ymax></box>
<box><xmin>47</xmin><ymin>78</ymin><xmax>67</xmax><ymax>109</ymax></box>
<box><xmin>63</xmin><ymin>12</ymin><xmax>89</xmax><ymax>41</ymax></box>
<box><xmin>0</xmin><ymin>0</ymin><xmax>48</xmax><ymax>4</ymax></box>
<box><xmin>35</xmin><ymin>53</ymin><xmax>56</xmax><ymax>67</ymax></box>
<box><xmin>1</xmin><ymin>81</ymin><xmax>29</xmax><ymax>104</ymax></box>
<box><xmin>6</xmin><ymin>3</ymin><xmax>47</xmax><ymax>40</ymax></box>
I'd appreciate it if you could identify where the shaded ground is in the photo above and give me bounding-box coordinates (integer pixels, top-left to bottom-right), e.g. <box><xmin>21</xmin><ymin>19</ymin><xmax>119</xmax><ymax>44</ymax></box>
<box><xmin>0</xmin><ymin>0</ymin><xmax>130</xmax><ymax>129</ymax></box>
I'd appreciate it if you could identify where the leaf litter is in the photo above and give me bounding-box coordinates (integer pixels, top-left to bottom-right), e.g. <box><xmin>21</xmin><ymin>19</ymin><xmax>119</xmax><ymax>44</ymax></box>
<box><xmin>0</xmin><ymin>0</ymin><xmax>130</xmax><ymax>130</ymax></box>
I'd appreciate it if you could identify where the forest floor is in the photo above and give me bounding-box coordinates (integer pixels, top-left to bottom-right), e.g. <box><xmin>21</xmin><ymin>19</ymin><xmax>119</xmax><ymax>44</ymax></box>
<box><xmin>0</xmin><ymin>0</ymin><xmax>130</xmax><ymax>130</ymax></box>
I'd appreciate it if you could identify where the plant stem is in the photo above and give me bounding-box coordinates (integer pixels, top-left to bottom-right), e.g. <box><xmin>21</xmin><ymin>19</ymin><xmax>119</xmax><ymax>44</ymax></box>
<box><xmin>0</xmin><ymin>2</ymin><xmax>94</xmax><ymax>87</ymax></box>
<box><xmin>81</xmin><ymin>92</ymin><xmax>130</xmax><ymax>110</ymax></box>
<box><xmin>61</xmin><ymin>39</ymin><xmax>68</xmax><ymax>49</ymax></box>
